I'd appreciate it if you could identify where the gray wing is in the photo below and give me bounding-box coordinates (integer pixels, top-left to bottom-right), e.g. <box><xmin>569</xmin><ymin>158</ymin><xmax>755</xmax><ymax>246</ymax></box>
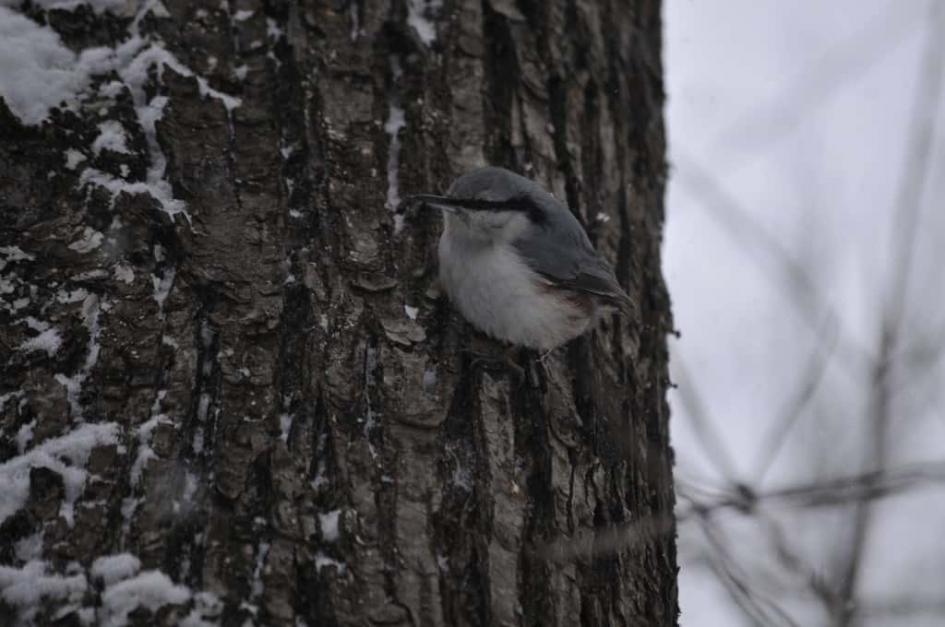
<box><xmin>513</xmin><ymin>204</ymin><xmax>633</xmax><ymax>314</ymax></box>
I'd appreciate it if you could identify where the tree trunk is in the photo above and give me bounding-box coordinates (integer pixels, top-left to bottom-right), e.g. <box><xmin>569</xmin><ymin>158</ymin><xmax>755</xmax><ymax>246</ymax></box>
<box><xmin>0</xmin><ymin>0</ymin><xmax>676</xmax><ymax>625</ymax></box>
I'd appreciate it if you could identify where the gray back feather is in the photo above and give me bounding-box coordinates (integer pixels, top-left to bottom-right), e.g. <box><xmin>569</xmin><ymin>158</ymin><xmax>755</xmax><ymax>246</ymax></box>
<box><xmin>448</xmin><ymin>167</ymin><xmax>631</xmax><ymax>310</ymax></box>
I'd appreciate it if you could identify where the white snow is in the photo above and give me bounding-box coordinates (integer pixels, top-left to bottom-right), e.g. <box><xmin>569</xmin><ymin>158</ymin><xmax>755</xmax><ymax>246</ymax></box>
<box><xmin>18</xmin><ymin>327</ymin><xmax>62</xmax><ymax>356</ymax></box>
<box><xmin>122</xmin><ymin>92</ymin><xmax>188</xmax><ymax>217</ymax></box>
<box><xmin>151</xmin><ymin>267</ymin><xmax>176</xmax><ymax>311</ymax></box>
<box><xmin>0</xmin><ymin>3</ymin><xmax>240</xmax><ymax>217</ymax></box>
<box><xmin>0</xmin><ymin>391</ymin><xmax>24</xmax><ymax>414</ymax></box>
<box><xmin>56</xmin><ymin>287</ymin><xmax>90</xmax><ymax>304</ymax></box>
<box><xmin>314</xmin><ymin>552</ymin><xmax>346</xmax><ymax>574</ymax></box>
<box><xmin>0</xmin><ymin>421</ymin><xmax>119</xmax><ymax>526</ymax></box>
<box><xmin>384</xmin><ymin>104</ymin><xmax>406</xmax><ymax>210</ymax></box>
<box><xmin>14</xmin><ymin>532</ymin><xmax>43</xmax><ymax>562</ymax></box>
<box><xmin>407</xmin><ymin>0</ymin><xmax>441</xmax><ymax>45</ymax></box>
<box><xmin>250</xmin><ymin>542</ymin><xmax>269</xmax><ymax>598</ymax></box>
<box><xmin>404</xmin><ymin>304</ymin><xmax>418</xmax><ymax>320</ymax></box>
<box><xmin>114</xmin><ymin>263</ymin><xmax>135</xmax><ymax>283</ymax></box>
<box><xmin>266</xmin><ymin>18</ymin><xmax>284</xmax><ymax>40</ymax></box>
<box><xmin>64</xmin><ymin>149</ymin><xmax>87</xmax><ymax>170</ymax></box>
<box><xmin>180</xmin><ymin>590</ymin><xmax>222</xmax><ymax>627</ymax></box>
<box><xmin>100</xmin><ymin>570</ymin><xmax>191</xmax><ymax>627</ymax></box>
<box><xmin>0</xmin><ymin>8</ymin><xmax>90</xmax><ymax>125</ymax></box>
<box><xmin>130</xmin><ymin>413</ymin><xmax>171</xmax><ymax>485</ymax></box>
<box><xmin>422</xmin><ymin>366</ymin><xmax>437</xmax><ymax>392</ymax></box>
<box><xmin>0</xmin><ymin>245</ymin><xmax>35</xmax><ymax>266</ymax></box>
<box><xmin>55</xmin><ymin>294</ymin><xmax>103</xmax><ymax>420</ymax></box>
<box><xmin>384</xmin><ymin>56</ymin><xmax>407</xmax><ymax>234</ymax></box>
<box><xmin>348</xmin><ymin>1</ymin><xmax>361</xmax><ymax>41</ymax></box>
<box><xmin>68</xmin><ymin>226</ymin><xmax>104</xmax><ymax>253</ymax></box>
<box><xmin>0</xmin><ymin>0</ymin><xmax>136</xmax><ymax>15</ymax></box>
<box><xmin>0</xmin><ymin>561</ymin><xmax>87</xmax><ymax>619</ymax></box>
<box><xmin>91</xmin><ymin>553</ymin><xmax>141</xmax><ymax>586</ymax></box>
<box><xmin>233</xmin><ymin>8</ymin><xmax>253</xmax><ymax>21</ymax></box>
<box><xmin>319</xmin><ymin>510</ymin><xmax>341</xmax><ymax>542</ymax></box>
<box><xmin>98</xmin><ymin>80</ymin><xmax>125</xmax><ymax>98</ymax></box>
<box><xmin>92</xmin><ymin>120</ymin><xmax>131</xmax><ymax>155</ymax></box>
<box><xmin>278</xmin><ymin>413</ymin><xmax>293</xmax><ymax>443</ymax></box>
<box><xmin>15</xmin><ymin>420</ymin><xmax>35</xmax><ymax>454</ymax></box>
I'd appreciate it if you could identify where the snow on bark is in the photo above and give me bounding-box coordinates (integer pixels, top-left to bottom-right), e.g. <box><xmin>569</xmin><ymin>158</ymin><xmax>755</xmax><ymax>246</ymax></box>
<box><xmin>0</xmin><ymin>422</ymin><xmax>119</xmax><ymax>525</ymax></box>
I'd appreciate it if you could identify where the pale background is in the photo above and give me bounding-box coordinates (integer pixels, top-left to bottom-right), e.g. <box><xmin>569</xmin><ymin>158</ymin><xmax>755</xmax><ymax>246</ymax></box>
<box><xmin>665</xmin><ymin>0</ymin><xmax>945</xmax><ymax>624</ymax></box>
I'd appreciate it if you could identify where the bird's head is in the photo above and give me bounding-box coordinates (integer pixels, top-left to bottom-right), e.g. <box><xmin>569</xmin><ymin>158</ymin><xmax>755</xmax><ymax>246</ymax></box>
<box><xmin>405</xmin><ymin>167</ymin><xmax>553</xmax><ymax>243</ymax></box>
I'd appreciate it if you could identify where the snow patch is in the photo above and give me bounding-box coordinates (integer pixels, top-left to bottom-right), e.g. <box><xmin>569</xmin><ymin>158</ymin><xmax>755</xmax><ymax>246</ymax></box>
<box><xmin>92</xmin><ymin>120</ymin><xmax>131</xmax><ymax>155</ymax></box>
<box><xmin>114</xmin><ymin>263</ymin><xmax>134</xmax><ymax>283</ymax></box>
<box><xmin>101</xmin><ymin>570</ymin><xmax>191</xmax><ymax>626</ymax></box>
<box><xmin>19</xmin><ymin>327</ymin><xmax>62</xmax><ymax>356</ymax></box>
<box><xmin>130</xmin><ymin>412</ymin><xmax>171</xmax><ymax>486</ymax></box>
<box><xmin>404</xmin><ymin>304</ymin><xmax>418</xmax><ymax>320</ymax></box>
<box><xmin>64</xmin><ymin>149</ymin><xmax>86</xmax><ymax>170</ymax></box>
<box><xmin>15</xmin><ymin>420</ymin><xmax>35</xmax><ymax>454</ymax></box>
<box><xmin>57</xmin><ymin>287</ymin><xmax>90</xmax><ymax>303</ymax></box>
<box><xmin>319</xmin><ymin>510</ymin><xmax>341</xmax><ymax>542</ymax></box>
<box><xmin>91</xmin><ymin>553</ymin><xmax>141</xmax><ymax>586</ymax></box>
<box><xmin>0</xmin><ymin>0</ymin><xmax>136</xmax><ymax>15</ymax></box>
<box><xmin>0</xmin><ymin>422</ymin><xmax>120</xmax><ymax>526</ymax></box>
<box><xmin>180</xmin><ymin>590</ymin><xmax>223</xmax><ymax>627</ymax></box>
<box><xmin>68</xmin><ymin>226</ymin><xmax>104</xmax><ymax>253</ymax></box>
<box><xmin>55</xmin><ymin>294</ymin><xmax>103</xmax><ymax>420</ymax></box>
<box><xmin>314</xmin><ymin>553</ymin><xmax>346</xmax><ymax>574</ymax></box>
<box><xmin>151</xmin><ymin>267</ymin><xmax>176</xmax><ymax>312</ymax></box>
<box><xmin>0</xmin><ymin>245</ymin><xmax>35</xmax><ymax>266</ymax></box>
<box><xmin>250</xmin><ymin>542</ymin><xmax>269</xmax><ymax>598</ymax></box>
<box><xmin>14</xmin><ymin>532</ymin><xmax>43</xmax><ymax>562</ymax></box>
<box><xmin>407</xmin><ymin>0</ymin><xmax>442</xmax><ymax>45</ymax></box>
<box><xmin>0</xmin><ymin>8</ymin><xmax>90</xmax><ymax>125</ymax></box>
<box><xmin>422</xmin><ymin>366</ymin><xmax>437</xmax><ymax>392</ymax></box>
<box><xmin>0</xmin><ymin>561</ymin><xmax>87</xmax><ymax>622</ymax></box>
<box><xmin>384</xmin><ymin>57</ymin><xmax>406</xmax><ymax>234</ymax></box>
<box><xmin>279</xmin><ymin>413</ymin><xmax>293</xmax><ymax>443</ymax></box>
<box><xmin>266</xmin><ymin>18</ymin><xmax>284</xmax><ymax>40</ymax></box>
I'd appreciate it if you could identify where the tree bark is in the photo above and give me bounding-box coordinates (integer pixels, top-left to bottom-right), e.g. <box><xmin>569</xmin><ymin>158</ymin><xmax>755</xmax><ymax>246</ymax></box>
<box><xmin>0</xmin><ymin>0</ymin><xmax>676</xmax><ymax>625</ymax></box>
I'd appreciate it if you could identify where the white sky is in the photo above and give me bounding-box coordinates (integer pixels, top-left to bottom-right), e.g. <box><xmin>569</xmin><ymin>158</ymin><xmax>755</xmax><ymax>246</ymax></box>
<box><xmin>665</xmin><ymin>0</ymin><xmax>945</xmax><ymax>624</ymax></box>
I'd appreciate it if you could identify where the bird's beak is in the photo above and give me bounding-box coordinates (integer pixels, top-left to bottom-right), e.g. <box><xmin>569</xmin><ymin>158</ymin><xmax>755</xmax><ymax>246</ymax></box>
<box><xmin>401</xmin><ymin>194</ymin><xmax>460</xmax><ymax>213</ymax></box>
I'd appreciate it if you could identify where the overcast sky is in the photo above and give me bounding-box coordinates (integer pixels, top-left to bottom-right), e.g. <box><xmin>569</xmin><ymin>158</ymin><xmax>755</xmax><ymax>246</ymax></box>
<box><xmin>665</xmin><ymin>0</ymin><xmax>945</xmax><ymax>624</ymax></box>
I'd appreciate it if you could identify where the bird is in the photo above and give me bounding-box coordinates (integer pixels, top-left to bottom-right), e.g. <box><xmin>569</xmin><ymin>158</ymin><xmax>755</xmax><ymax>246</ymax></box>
<box><xmin>405</xmin><ymin>166</ymin><xmax>633</xmax><ymax>352</ymax></box>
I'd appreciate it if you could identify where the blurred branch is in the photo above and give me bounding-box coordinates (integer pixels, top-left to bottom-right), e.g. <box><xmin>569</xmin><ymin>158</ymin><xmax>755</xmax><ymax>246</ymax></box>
<box><xmin>713</xmin><ymin>0</ymin><xmax>924</xmax><ymax>168</ymax></box>
<box><xmin>751</xmin><ymin>317</ymin><xmax>839</xmax><ymax>483</ymax></box>
<box><xmin>883</xmin><ymin>1</ymin><xmax>945</xmax><ymax>337</ymax></box>
<box><xmin>832</xmin><ymin>4</ymin><xmax>945</xmax><ymax>623</ymax></box>
<box><xmin>832</xmin><ymin>330</ymin><xmax>892</xmax><ymax>626</ymax></box>
<box><xmin>696</xmin><ymin>514</ymin><xmax>802</xmax><ymax>627</ymax></box>
<box><xmin>677</xmin><ymin>460</ymin><xmax>945</xmax><ymax>520</ymax></box>
<box><xmin>673</xmin><ymin>357</ymin><xmax>742</xmax><ymax>482</ymax></box>
<box><xmin>673</xmin><ymin>151</ymin><xmax>871</xmax><ymax>374</ymax></box>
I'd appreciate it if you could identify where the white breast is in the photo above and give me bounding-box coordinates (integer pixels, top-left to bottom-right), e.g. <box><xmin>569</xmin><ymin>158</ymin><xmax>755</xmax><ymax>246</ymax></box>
<box><xmin>438</xmin><ymin>229</ymin><xmax>594</xmax><ymax>350</ymax></box>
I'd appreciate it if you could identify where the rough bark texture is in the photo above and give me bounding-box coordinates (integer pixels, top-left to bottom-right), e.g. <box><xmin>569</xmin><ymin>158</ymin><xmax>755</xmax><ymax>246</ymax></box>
<box><xmin>0</xmin><ymin>0</ymin><xmax>675</xmax><ymax>625</ymax></box>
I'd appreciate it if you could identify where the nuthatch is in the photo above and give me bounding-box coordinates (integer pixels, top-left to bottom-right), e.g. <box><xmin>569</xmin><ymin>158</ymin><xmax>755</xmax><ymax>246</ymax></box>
<box><xmin>407</xmin><ymin>167</ymin><xmax>633</xmax><ymax>351</ymax></box>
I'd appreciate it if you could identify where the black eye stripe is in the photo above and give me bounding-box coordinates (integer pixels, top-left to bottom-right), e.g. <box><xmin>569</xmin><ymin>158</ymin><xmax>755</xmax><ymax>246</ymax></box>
<box><xmin>450</xmin><ymin>195</ymin><xmax>548</xmax><ymax>225</ymax></box>
<box><xmin>446</xmin><ymin>196</ymin><xmax>528</xmax><ymax>212</ymax></box>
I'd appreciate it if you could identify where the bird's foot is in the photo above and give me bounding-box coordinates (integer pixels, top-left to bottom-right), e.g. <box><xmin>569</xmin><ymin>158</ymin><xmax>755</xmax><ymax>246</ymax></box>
<box><xmin>462</xmin><ymin>346</ymin><xmax>526</xmax><ymax>384</ymax></box>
